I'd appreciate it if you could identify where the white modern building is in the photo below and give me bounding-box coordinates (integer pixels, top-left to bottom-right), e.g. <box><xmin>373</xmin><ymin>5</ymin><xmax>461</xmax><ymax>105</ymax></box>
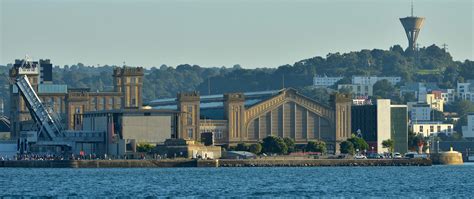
<box><xmin>462</xmin><ymin>113</ymin><xmax>474</xmax><ymax>139</ymax></box>
<box><xmin>313</xmin><ymin>76</ymin><xmax>343</xmax><ymax>87</ymax></box>
<box><xmin>457</xmin><ymin>81</ymin><xmax>474</xmax><ymax>102</ymax></box>
<box><xmin>351</xmin><ymin>99</ymin><xmax>408</xmax><ymax>154</ymax></box>
<box><xmin>338</xmin><ymin>84</ymin><xmax>373</xmax><ymax>97</ymax></box>
<box><xmin>352</xmin><ymin>76</ymin><xmax>401</xmax><ymax>86</ymax></box>
<box><xmin>409</xmin><ymin>103</ymin><xmax>431</xmax><ymax>122</ymax></box>
<box><xmin>411</xmin><ymin>122</ymin><xmax>454</xmax><ymax>137</ymax></box>
<box><xmin>440</xmin><ymin>89</ymin><xmax>455</xmax><ymax>104</ymax></box>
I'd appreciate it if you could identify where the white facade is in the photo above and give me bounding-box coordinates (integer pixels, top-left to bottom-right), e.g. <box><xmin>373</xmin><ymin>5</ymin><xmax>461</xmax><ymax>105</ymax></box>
<box><xmin>376</xmin><ymin>99</ymin><xmax>392</xmax><ymax>153</ymax></box>
<box><xmin>352</xmin><ymin>76</ymin><xmax>401</xmax><ymax>86</ymax></box>
<box><xmin>410</xmin><ymin>104</ymin><xmax>431</xmax><ymax>122</ymax></box>
<box><xmin>338</xmin><ymin>84</ymin><xmax>373</xmax><ymax>97</ymax></box>
<box><xmin>441</xmin><ymin>89</ymin><xmax>455</xmax><ymax>104</ymax></box>
<box><xmin>352</xmin><ymin>98</ymin><xmax>372</xmax><ymax>106</ymax></box>
<box><xmin>411</xmin><ymin>122</ymin><xmax>454</xmax><ymax>137</ymax></box>
<box><xmin>313</xmin><ymin>76</ymin><xmax>343</xmax><ymax>87</ymax></box>
<box><xmin>457</xmin><ymin>82</ymin><xmax>474</xmax><ymax>102</ymax></box>
<box><xmin>462</xmin><ymin>114</ymin><xmax>474</xmax><ymax>138</ymax></box>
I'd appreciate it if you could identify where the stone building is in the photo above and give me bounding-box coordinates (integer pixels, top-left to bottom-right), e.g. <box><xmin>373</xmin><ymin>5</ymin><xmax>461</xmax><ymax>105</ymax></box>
<box><xmin>151</xmin><ymin>88</ymin><xmax>352</xmax><ymax>153</ymax></box>
<box><xmin>8</xmin><ymin>58</ymin><xmax>144</xmax><ymax>138</ymax></box>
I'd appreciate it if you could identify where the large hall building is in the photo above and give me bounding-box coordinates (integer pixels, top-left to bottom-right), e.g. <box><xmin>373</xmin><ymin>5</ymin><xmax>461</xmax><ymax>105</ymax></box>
<box><xmin>150</xmin><ymin>89</ymin><xmax>352</xmax><ymax>153</ymax></box>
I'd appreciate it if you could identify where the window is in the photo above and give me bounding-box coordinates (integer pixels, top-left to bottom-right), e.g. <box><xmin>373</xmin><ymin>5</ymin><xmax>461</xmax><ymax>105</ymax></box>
<box><xmin>437</xmin><ymin>126</ymin><xmax>441</xmax><ymax>132</ymax></box>
<box><xmin>430</xmin><ymin>126</ymin><xmax>434</xmax><ymax>132</ymax></box>
<box><xmin>419</xmin><ymin>126</ymin><xmax>423</xmax><ymax>132</ymax></box>
<box><xmin>187</xmin><ymin>106</ymin><xmax>193</xmax><ymax>125</ymax></box>
<box><xmin>215</xmin><ymin>130</ymin><xmax>223</xmax><ymax>139</ymax></box>
<box><xmin>91</xmin><ymin>97</ymin><xmax>97</xmax><ymax>111</ymax></box>
<box><xmin>448</xmin><ymin>126</ymin><xmax>452</xmax><ymax>132</ymax></box>
<box><xmin>187</xmin><ymin>128</ymin><xmax>193</xmax><ymax>138</ymax></box>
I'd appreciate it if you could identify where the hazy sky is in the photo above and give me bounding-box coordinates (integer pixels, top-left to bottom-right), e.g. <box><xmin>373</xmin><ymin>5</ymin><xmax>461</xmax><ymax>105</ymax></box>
<box><xmin>0</xmin><ymin>0</ymin><xmax>472</xmax><ymax>68</ymax></box>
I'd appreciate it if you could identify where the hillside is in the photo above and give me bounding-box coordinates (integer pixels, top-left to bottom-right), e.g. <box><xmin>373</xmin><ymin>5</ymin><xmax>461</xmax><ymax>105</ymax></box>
<box><xmin>0</xmin><ymin>44</ymin><xmax>473</xmax><ymax>115</ymax></box>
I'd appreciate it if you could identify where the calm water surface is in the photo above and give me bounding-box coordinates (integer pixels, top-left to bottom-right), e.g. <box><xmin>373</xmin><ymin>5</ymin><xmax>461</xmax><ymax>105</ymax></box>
<box><xmin>0</xmin><ymin>164</ymin><xmax>472</xmax><ymax>197</ymax></box>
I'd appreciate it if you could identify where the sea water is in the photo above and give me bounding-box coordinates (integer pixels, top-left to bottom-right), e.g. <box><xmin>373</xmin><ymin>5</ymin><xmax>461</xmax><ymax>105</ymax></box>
<box><xmin>0</xmin><ymin>164</ymin><xmax>472</xmax><ymax>197</ymax></box>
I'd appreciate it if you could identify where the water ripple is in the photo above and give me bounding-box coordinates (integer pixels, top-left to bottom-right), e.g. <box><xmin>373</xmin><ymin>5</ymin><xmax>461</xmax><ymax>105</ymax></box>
<box><xmin>0</xmin><ymin>165</ymin><xmax>473</xmax><ymax>197</ymax></box>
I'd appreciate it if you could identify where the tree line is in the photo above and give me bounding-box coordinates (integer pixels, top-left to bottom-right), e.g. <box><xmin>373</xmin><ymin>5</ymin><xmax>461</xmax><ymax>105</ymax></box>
<box><xmin>0</xmin><ymin>44</ymin><xmax>472</xmax><ymax>116</ymax></box>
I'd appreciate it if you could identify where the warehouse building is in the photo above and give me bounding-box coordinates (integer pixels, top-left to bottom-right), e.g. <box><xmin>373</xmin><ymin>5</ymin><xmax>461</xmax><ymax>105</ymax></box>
<box><xmin>150</xmin><ymin>88</ymin><xmax>353</xmax><ymax>154</ymax></box>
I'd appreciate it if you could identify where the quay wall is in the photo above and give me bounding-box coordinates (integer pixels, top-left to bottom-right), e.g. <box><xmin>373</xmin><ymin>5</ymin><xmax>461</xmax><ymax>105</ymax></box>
<box><xmin>218</xmin><ymin>158</ymin><xmax>432</xmax><ymax>167</ymax></box>
<box><xmin>0</xmin><ymin>158</ymin><xmax>432</xmax><ymax>168</ymax></box>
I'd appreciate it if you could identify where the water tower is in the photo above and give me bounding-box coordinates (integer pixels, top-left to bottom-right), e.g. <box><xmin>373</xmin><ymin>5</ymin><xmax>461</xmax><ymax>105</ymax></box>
<box><xmin>400</xmin><ymin>2</ymin><xmax>425</xmax><ymax>51</ymax></box>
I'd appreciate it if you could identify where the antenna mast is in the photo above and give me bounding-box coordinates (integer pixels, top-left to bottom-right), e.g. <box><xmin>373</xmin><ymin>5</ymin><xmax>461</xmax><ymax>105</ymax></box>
<box><xmin>411</xmin><ymin>0</ymin><xmax>414</xmax><ymax>16</ymax></box>
<box><xmin>442</xmin><ymin>43</ymin><xmax>448</xmax><ymax>51</ymax></box>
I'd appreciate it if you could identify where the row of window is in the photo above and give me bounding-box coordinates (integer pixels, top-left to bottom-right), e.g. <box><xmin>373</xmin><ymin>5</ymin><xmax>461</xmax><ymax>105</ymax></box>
<box><xmin>418</xmin><ymin>125</ymin><xmax>452</xmax><ymax>133</ymax></box>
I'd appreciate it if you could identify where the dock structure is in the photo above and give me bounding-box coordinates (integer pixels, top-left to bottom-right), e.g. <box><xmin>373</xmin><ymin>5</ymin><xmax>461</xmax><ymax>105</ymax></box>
<box><xmin>0</xmin><ymin>158</ymin><xmax>432</xmax><ymax>168</ymax></box>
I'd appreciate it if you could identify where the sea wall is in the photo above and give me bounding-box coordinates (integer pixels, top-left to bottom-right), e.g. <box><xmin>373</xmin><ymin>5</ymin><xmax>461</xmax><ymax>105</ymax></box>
<box><xmin>0</xmin><ymin>158</ymin><xmax>431</xmax><ymax>168</ymax></box>
<box><xmin>218</xmin><ymin>158</ymin><xmax>432</xmax><ymax>167</ymax></box>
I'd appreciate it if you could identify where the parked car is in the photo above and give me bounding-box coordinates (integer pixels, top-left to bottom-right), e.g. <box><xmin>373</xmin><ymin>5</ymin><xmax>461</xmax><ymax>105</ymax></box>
<box><xmin>354</xmin><ymin>154</ymin><xmax>367</xmax><ymax>159</ymax></box>
<box><xmin>367</xmin><ymin>153</ymin><xmax>384</xmax><ymax>159</ymax></box>
<box><xmin>392</xmin><ymin>152</ymin><xmax>402</xmax><ymax>159</ymax></box>
<box><xmin>404</xmin><ymin>152</ymin><xmax>428</xmax><ymax>159</ymax></box>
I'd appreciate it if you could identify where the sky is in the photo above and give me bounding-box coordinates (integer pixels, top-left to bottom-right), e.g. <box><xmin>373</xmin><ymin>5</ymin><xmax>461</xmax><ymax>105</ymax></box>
<box><xmin>0</xmin><ymin>0</ymin><xmax>472</xmax><ymax>68</ymax></box>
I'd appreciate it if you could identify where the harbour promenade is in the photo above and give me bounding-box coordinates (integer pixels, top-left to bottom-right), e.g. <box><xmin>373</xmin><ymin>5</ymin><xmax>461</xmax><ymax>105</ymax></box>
<box><xmin>0</xmin><ymin>158</ymin><xmax>432</xmax><ymax>168</ymax></box>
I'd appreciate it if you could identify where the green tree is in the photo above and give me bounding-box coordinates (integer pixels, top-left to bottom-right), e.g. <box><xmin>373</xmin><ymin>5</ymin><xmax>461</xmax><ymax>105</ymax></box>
<box><xmin>236</xmin><ymin>143</ymin><xmax>250</xmax><ymax>151</ymax></box>
<box><xmin>340</xmin><ymin>141</ymin><xmax>355</xmax><ymax>155</ymax></box>
<box><xmin>409</xmin><ymin>133</ymin><xmax>426</xmax><ymax>152</ymax></box>
<box><xmin>452</xmin><ymin>100</ymin><xmax>474</xmax><ymax>118</ymax></box>
<box><xmin>249</xmin><ymin>143</ymin><xmax>262</xmax><ymax>154</ymax></box>
<box><xmin>136</xmin><ymin>143</ymin><xmax>155</xmax><ymax>153</ymax></box>
<box><xmin>431</xmin><ymin>110</ymin><xmax>445</xmax><ymax>121</ymax></box>
<box><xmin>262</xmin><ymin>136</ymin><xmax>288</xmax><ymax>155</ymax></box>
<box><xmin>283</xmin><ymin>137</ymin><xmax>295</xmax><ymax>153</ymax></box>
<box><xmin>382</xmin><ymin>139</ymin><xmax>394</xmax><ymax>153</ymax></box>
<box><xmin>338</xmin><ymin>86</ymin><xmax>353</xmax><ymax>95</ymax></box>
<box><xmin>305</xmin><ymin>141</ymin><xmax>327</xmax><ymax>154</ymax></box>
<box><xmin>297</xmin><ymin>86</ymin><xmax>330</xmax><ymax>105</ymax></box>
<box><xmin>373</xmin><ymin>79</ymin><xmax>395</xmax><ymax>99</ymax></box>
<box><xmin>401</xmin><ymin>92</ymin><xmax>416</xmax><ymax>104</ymax></box>
<box><xmin>407</xmin><ymin>130</ymin><xmax>418</xmax><ymax>151</ymax></box>
<box><xmin>347</xmin><ymin>135</ymin><xmax>369</xmax><ymax>151</ymax></box>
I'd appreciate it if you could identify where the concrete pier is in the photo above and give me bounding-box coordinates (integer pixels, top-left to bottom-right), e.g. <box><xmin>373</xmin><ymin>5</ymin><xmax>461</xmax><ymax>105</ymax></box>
<box><xmin>431</xmin><ymin>147</ymin><xmax>464</xmax><ymax>165</ymax></box>
<box><xmin>0</xmin><ymin>158</ymin><xmax>431</xmax><ymax>168</ymax></box>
